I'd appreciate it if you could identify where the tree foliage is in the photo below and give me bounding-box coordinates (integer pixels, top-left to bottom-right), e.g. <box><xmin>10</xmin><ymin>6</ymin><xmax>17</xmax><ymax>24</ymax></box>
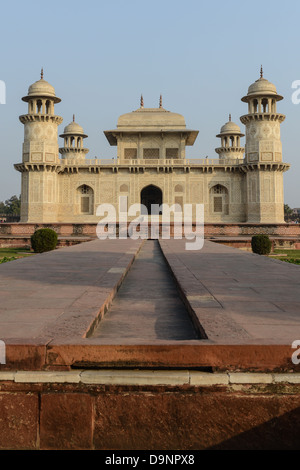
<box><xmin>0</xmin><ymin>195</ymin><xmax>21</xmax><ymax>215</ymax></box>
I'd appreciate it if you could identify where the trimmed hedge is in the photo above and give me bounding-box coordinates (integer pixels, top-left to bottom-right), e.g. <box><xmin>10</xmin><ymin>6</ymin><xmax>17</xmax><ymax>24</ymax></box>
<box><xmin>31</xmin><ymin>228</ymin><xmax>58</xmax><ymax>253</ymax></box>
<box><xmin>251</xmin><ymin>234</ymin><xmax>272</xmax><ymax>255</ymax></box>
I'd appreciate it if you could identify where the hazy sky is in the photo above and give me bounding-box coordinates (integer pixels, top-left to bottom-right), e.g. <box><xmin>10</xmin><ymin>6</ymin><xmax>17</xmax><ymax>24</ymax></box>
<box><xmin>1</xmin><ymin>0</ymin><xmax>300</xmax><ymax>206</ymax></box>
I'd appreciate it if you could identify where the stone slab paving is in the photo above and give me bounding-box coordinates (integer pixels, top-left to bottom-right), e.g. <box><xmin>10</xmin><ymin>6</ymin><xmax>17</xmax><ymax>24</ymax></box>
<box><xmin>92</xmin><ymin>240</ymin><xmax>199</xmax><ymax>342</ymax></box>
<box><xmin>159</xmin><ymin>239</ymin><xmax>300</xmax><ymax>343</ymax></box>
<box><xmin>0</xmin><ymin>238</ymin><xmax>143</xmax><ymax>340</ymax></box>
<box><xmin>0</xmin><ymin>237</ymin><xmax>299</xmax><ymax>371</ymax></box>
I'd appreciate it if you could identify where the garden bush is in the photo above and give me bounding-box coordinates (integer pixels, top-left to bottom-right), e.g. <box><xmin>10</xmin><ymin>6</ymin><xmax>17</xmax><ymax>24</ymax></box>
<box><xmin>31</xmin><ymin>228</ymin><xmax>58</xmax><ymax>253</ymax></box>
<box><xmin>251</xmin><ymin>234</ymin><xmax>272</xmax><ymax>255</ymax></box>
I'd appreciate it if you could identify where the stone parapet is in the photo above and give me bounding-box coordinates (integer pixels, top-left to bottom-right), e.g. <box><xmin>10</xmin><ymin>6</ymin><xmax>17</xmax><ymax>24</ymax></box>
<box><xmin>0</xmin><ymin>372</ymin><xmax>299</xmax><ymax>450</ymax></box>
<box><xmin>0</xmin><ymin>222</ymin><xmax>299</xmax><ymax>238</ymax></box>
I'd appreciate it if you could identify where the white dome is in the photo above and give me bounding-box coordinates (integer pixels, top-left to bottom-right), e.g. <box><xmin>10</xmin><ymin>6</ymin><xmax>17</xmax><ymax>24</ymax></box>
<box><xmin>217</xmin><ymin>116</ymin><xmax>244</xmax><ymax>137</ymax></box>
<box><xmin>242</xmin><ymin>73</ymin><xmax>283</xmax><ymax>102</ymax></box>
<box><xmin>248</xmin><ymin>77</ymin><xmax>277</xmax><ymax>96</ymax></box>
<box><xmin>220</xmin><ymin>121</ymin><xmax>241</xmax><ymax>135</ymax></box>
<box><xmin>22</xmin><ymin>72</ymin><xmax>61</xmax><ymax>103</ymax></box>
<box><xmin>60</xmin><ymin>117</ymin><xmax>87</xmax><ymax>138</ymax></box>
<box><xmin>63</xmin><ymin>121</ymin><xmax>84</xmax><ymax>135</ymax></box>
<box><xmin>117</xmin><ymin>107</ymin><xmax>186</xmax><ymax>129</ymax></box>
<box><xmin>28</xmin><ymin>79</ymin><xmax>56</xmax><ymax>98</ymax></box>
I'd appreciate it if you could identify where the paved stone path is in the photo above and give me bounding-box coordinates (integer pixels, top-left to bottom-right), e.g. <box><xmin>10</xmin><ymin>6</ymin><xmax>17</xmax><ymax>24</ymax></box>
<box><xmin>0</xmin><ymin>238</ymin><xmax>142</xmax><ymax>339</ymax></box>
<box><xmin>0</xmin><ymin>236</ymin><xmax>300</xmax><ymax>350</ymax></box>
<box><xmin>92</xmin><ymin>240</ymin><xmax>198</xmax><ymax>341</ymax></box>
<box><xmin>160</xmin><ymin>239</ymin><xmax>300</xmax><ymax>343</ymax></box>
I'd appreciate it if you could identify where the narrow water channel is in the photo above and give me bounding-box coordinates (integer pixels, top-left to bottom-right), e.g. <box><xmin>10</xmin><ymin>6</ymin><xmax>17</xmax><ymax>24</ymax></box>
<box><xmin>92</xmin><ymin>240</ymin><xmax>199</xmax><ymax>341</ymax></box>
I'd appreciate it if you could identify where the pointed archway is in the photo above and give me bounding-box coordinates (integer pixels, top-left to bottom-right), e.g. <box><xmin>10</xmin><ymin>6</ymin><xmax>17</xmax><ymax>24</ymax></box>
<box><xmin>141</xmin><ymin>185</ymin><xmax>163</xmax><ymax>215</ymax></box>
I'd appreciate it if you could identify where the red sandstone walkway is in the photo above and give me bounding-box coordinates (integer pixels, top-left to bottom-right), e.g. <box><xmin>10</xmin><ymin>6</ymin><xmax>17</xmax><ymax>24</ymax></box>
<box><xmin>0</xmin><ymin>238</ymin><xmax>143</xmax><ymax>339</ymax></box>
<box><xmin>0</xmin><ymin>237</ymin><xmax>299</xmax><ymax>371</ymax></box>
<box><xmin>160</xmin><ymin>239</ymin><xmax>300</xmax><ymax>344</ymax></box>
<box><xmin>92</xmin><ymin>240</ymin><xmax>198</xmax><ymax>342</ymax></box>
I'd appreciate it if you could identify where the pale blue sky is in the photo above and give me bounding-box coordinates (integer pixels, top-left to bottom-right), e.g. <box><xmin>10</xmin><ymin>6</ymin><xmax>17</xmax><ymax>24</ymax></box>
<box><xmin>1</xmin><ymin>0</ymin><xmax>300</xmax><ymax>206</ymax></box>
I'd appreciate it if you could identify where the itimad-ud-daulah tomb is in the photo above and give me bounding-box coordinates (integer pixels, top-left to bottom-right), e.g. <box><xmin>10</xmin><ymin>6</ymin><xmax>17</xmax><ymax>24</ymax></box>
<box><xmin>14</xmin><ymin>67</ymin><xmax>289</xmax><ymax>226</ymax></box>
<box><xmin>1</xmin><ymin>69</ymin><xmax>300</xmax><ymax>451</ymax></box>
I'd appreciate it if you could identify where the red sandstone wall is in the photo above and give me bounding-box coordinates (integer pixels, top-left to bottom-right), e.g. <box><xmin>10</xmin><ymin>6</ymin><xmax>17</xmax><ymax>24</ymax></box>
<box><xmin>0</xmin><ymin>382</ymin><xmax>299</xmax><ymax>450</ymax></box>
<box><xmin>1</xmin><ymin>222</ymin><xmax>300</xmax><ymax>238</ymax></box>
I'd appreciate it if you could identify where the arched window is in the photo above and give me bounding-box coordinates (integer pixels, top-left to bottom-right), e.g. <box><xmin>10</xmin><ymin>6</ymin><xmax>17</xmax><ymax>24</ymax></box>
<box><xmin>210</xmin><ymin>184</ymin><xmax>229</xmax><ymax>215</ymax></box>
<box><xmin>45</xmin><ymin>100</ymin><xmax>51</xmax><ymax>114</ymax></box>
<box><xmin>174</xmin><ymin>184</ymin><xmax>183</xmax><ymax>193</ymax></box>
<box><xmin>120</xmin><ymin>184</ymin><xmax>129</xmax><ymax>192</ymax></box>
<box><xmin>262</xmin><ymin>98</ymin><xmax>268</xmax><ymax>113</ymax></box>
<box><xmin>253</xmin><ymin>99</ymin><xmax>258</xmax><ymax>113</ymax></box>
<box><xmin>36</xmin><ymin>99</ymin><xmax>42</xmax><ymax>114</ymax></box>
<box><xmin>77</xmin><ymin>184</ymin><xmax>94</xmax><ymax>215</ymax></box>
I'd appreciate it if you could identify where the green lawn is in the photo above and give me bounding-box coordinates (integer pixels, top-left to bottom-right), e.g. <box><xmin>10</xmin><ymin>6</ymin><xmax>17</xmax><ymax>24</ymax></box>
<box><xmin>0</xmin><ymin>247</ymin><xmax>34</xmax><ymax>264</ymax></box>
<box><xmin>270</xmin><ymin>249</ymin><xmax>300</xmax><ymax>265</ymax></box>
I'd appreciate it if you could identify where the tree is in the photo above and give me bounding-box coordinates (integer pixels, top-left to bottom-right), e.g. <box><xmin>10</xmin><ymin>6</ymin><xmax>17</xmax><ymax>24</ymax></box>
<box><xmin>0</xmin><ymin>201</ymin><xmax>6</xmax><ymax>214</ymax></box>
<box><xmin>0</xmin><ymin>195</ymin><xmax>21</xmax><ymax>215</ymax></box>
<box><xmin>284</xmin><ymin>204</ymin><xmax>293</xmax><ymax>221</ymax></box>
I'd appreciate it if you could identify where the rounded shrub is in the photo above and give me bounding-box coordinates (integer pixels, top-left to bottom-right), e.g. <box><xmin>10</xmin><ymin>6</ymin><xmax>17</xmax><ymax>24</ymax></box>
<box><xmin>251</xmin><ymin>234</ymin><xmax>272</xmax><ymax>255</ymax></box>
<box><xmin>31</xmin><ymin>228</ymin><xmax>58</xmax><ymax>253</ymax></box>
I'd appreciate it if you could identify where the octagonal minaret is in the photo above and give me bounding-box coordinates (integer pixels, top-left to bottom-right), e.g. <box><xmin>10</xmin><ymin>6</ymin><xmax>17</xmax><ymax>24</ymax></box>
<box><xmin>59</xmin><ymin>115</ymin><xmax>89</xmax><ymax>160</ymax></box>
<box><xmin>240</xmin><ymin>66</ymin><xmax>285</xmax><ymax>164</ymax></box>
<box><xmin>215</xmin><ymin>114</ymin><xmax>244</xmax><ymax>161</ymax></box>
<box><xmin>17</xmin><ymin>70</ymin><xmax>63</xmax><ymax>222</ymax></box>
<box><xmin>19</xmin><ymin>69</ymin><xmax>63</xmax><ymax>165</ymax></box>
<box><xmin>240</xmin><ymin>67</ymin><xmax>289</xmax><ymax>223</ymax></box>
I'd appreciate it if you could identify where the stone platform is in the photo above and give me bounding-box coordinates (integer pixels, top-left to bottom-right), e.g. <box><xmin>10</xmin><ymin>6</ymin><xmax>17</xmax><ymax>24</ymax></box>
<box><xmin>1</xmin><ymin>237</ymin><xmax>299</xmax><ymax>371</ymax></box>
<box><xmin>0</xmin><ymin>237</ymin><xmax>300</xmax><ymax>449</ymax></box>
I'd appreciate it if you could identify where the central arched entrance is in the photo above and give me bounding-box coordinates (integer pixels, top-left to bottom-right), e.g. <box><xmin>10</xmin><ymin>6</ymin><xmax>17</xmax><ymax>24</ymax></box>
<box><xmin>141</xmin><ymin>185</ymin><xmax>163</xmax><ymax>215</ymax></box>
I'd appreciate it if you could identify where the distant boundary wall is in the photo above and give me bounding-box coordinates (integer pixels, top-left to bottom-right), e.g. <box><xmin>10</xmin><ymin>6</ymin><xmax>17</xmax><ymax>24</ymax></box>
<box><xmin>1</xmin><ymin>223</ymin><xmax>300</xmax><ymax>250</ymax></box>
<box><xmin>0</xmin><ymin>222</ymin><xmax>300</xmax><ymax>238</ymax></box>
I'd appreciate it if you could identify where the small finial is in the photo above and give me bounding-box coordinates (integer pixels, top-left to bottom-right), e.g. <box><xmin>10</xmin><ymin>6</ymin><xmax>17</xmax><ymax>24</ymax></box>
<box><xmin>229</xmin><ymin>113</ymin><xmax>231</xmax><ymax>122</ymax></box>
<box><xmin>41</xmin><ymin>67</ymin><xmax>44</xmax><ymax>80</ymax></box>
<box><xmin>260</xmin><ymin>65</ymin><xmax>263</xmax><ymax>79</ymax></box>
<box><xmin>159</xmin><ymin>94</ymin><xmax>162</xmax><ymax>108</ymax></box>
<box><xmin>140</xmin><ymin>94</ymin><xmax>144</xmax><ymax>108</ymax></box>
<box><xmin>73</xmin><ymin>114</ymin><xmax>75</xmax><ymax>122</ymax></box>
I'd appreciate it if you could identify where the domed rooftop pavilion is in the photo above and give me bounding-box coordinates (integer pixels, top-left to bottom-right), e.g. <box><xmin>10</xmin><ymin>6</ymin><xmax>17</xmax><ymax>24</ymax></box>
<box><xmin>241</xmin><ymin>66</ymin><xmax>283</xmax><ymax>103</ymax></box>
<box><xmin>104</xmin><ymin>96</ymin><xmax>198</xmax><ymax>146</ymax></box>
<box><xmin>60</xmin><ymin>115</ymin><xmax>88</xmax><ymax>138</ymax></box>
<box><xmin>216</xmin><ymin>116</ymin><xmax>244</xmax><ymax>137</ymax></box>
<box><xmin>22</xmin><ymin>69</ymin><xmax>61</xmax><ymax>104</ymax></box>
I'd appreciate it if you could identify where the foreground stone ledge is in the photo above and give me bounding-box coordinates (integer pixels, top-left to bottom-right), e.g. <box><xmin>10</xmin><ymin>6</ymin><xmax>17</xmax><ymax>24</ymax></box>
<box><xmin>1</xmin><ymin>370</ymin><xmax>299</xmax><ymax>449</ymax></box>
<box><xmin>2</xmin><ymin>341</ymin><xmax>298</xmax><ymax>372</ymax></box>
<box><xmin>228</xmin><ymin>373</ymin><xmax>273</xmax><ymax>384</ymax></box>
<box><xmin>14</xmin><ymin>370</ymin><xmax>82</xmax><ymax>383</ymax></box>
<box><xmin>80</xmin><ymin>369</ymin><xmax>190</xmax><ymax>385</ymax></box>
<box><xmin>43</xmin><ymin>343</ymin><xmax>299</xmax><ymax>372</ymax></box>
<box><xmin>273</xmin><ymin>373</ymin><xmax>300</xmax><ymax>384</ymax></box>
<box><xmin>190</xmin><ymin>371</ymin><xmax>229</xmax><ymax>385</ymax></box>
<box><xmin>0</xmin><ymin>370</ymin><xmax>300</xmax><ymax>385</ymax></box>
